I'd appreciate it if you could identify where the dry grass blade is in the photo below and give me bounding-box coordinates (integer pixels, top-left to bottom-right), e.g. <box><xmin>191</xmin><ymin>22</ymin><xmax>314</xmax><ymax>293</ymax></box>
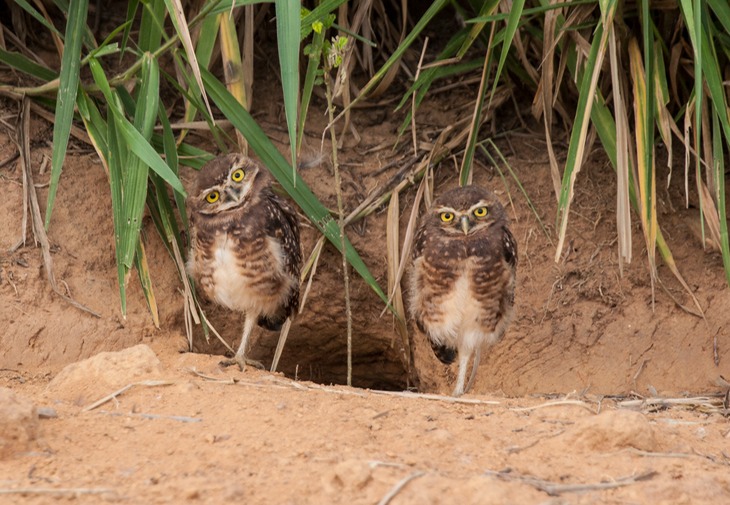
<box><xmin>270</xmin><ymin>317</ymin><xmax>292</xmax><ymax>373</ymax></box>
<box><xmin>164</xmin><ymin>0</ymin><xmax>214</xmax><ymax>121</ymax></box>
<box><xmin>381</xmin><ymin>168</ymin><xmax>430</xmax><ymax>324</ymax></box>
<box><xmin>628</xmin><ymin>37</ymin><xmax>658</xmax><ymax>294</ymax></box>
<box><xmin>218</xmin><ymin>10</ymin><xmax>247</xmax><ymax>154</ymax></box>
<box><xmin>171</xmin><ymin>238</ymin><xmax>200</xmax><ymax>350</ymax></box>
<box><xmin>411</xmin><ymin>37</ymin><xmax>428</xmax><ymax>156</ymax></box>
<box><xmin>535</xmin><ymin>4</ymin><xmax>561</xmax><ymax>199</ymax></box>
<box><xmin>17</xmin><ymin>98</ymin><xmax>99</xmax><ymax>317</ymax></box>
<box><xmin>197</xmin><ymin>311</ymin><xmax>235</xmax><ymax>354</ymax></box>
<box><xmin>609</xmin><ymin>27</ymin><xmax>632</xmax><ymax>272</ymax></box>
<box><xmin>698</xmin><ymin>177</ymin><xmax>722</xmax><ymax>251</ymax></box>
<box><xmin>618</xmin><ymin>395</ymin><xmax>728</xmax><ymax>415</ymax></box>
<box><xmin>299</xmin><ymin>235</ymin><xmax>326</xmax><ymax>314</ymax></box>
<box><xmin>385</xmin><ymin>190</ymin><xmax>409</xmax><ymax>370</ymax></box>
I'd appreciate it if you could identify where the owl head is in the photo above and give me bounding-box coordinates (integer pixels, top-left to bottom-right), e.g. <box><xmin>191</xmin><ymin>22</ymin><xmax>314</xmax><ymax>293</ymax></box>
<box><xmin>188</xmin><ymin>154</ymin><xmax>270</xmax><ymax>216</ymax></box>
<box><xmin>428</xmin><ymin>185</ymin><xmax>507</xmax><ymax>236</ymax></box>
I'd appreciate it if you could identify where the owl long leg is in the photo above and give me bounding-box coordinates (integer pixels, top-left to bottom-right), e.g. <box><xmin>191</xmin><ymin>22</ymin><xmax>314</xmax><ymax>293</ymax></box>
<box><xmin>221</xmin><ymin>313</ymin><xmax>264</xmax><ymax>371</ymax></box>
<box><xmin>464</xmin><ymin>347</ymin><xmax>481</xmax><ymax>394</ymax></box>
<box><xmin>453</xmin><ymin>348</ymin><xmax>473</xmax><ymax>397</ymax></box>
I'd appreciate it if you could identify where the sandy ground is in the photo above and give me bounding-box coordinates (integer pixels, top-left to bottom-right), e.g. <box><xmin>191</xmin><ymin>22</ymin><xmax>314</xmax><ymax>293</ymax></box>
<box><xmin>1</xmin><ymin>345</ymin><xmax>730</xmax><ymax>505</ymax></box>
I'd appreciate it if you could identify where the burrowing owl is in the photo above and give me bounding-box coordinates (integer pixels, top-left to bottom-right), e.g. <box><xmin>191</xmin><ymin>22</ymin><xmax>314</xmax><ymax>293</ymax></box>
<box><xmin>187</xmin><ymin>154</ymin><xmax>301</xmax><ymax>371</ymax></box>
<box><xmin>410</xmin><ymin>185</ymin><xmax>517</xmax><ymax>396</ymax></box>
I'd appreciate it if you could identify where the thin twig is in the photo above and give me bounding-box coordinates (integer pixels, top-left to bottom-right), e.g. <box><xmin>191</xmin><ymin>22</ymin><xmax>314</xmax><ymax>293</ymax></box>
<box><xmin>510</xmin><ymin>400</ymin><xmax>597</xmax><ymax>414</ymax></box>
<box><xmin>82</xmin><ymin>380</ymin><xmax>175</xmax><ymax>412</ymax></box>
<box><xmin>377</xmin><ymin>471</ymin><xmax>426</xmax><ymax>505</ymax></box>
<box><xmin>484</xmin><ymin>469</ymin><xmax>657</xmax><ymax>496</ymax></box>
<box><xmin>368</xmin><ymin>389</ymin><xmax>501</xmax><ymax>405</ymax></box>
<box><xmin>323</xmin><ymin>47</ymin><xmax>353</xmax><ymax>387</ymax></box>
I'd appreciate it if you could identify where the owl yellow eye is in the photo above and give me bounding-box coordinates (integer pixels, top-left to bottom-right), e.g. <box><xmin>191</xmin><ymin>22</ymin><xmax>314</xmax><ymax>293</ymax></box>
<box><xmin>206</xmin><ymin>191</ymin><xmax>220</xmax><ymax>204</ymax></box>
<box><xmin>440</xmin><ymin>212</ymin><xmax>454</xmax><ymax>223</ymax></box>
<box><xmin>473</xmin><ymin>206</ymin><xmax>488</xmax><ymax>218</ymax></box>
<box><xmin>231</xmin><ymin>169</ymin><xmax>245</xmax><ymax>182</ymax></box>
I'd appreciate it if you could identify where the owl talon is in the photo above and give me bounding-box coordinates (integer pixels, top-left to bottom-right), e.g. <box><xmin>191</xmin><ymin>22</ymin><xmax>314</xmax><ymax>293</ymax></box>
<box><xmin>219</xmin><ymin>357</ymin><xmax>265</xmax><ymax>371</ymax></box>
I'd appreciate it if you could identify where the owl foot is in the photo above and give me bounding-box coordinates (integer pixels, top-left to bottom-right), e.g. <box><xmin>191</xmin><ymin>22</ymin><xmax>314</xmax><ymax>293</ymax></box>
<box><xmin>219</xmin><ymin>356</ymin><xmax>266</xmax><ymax>371</ymax></box>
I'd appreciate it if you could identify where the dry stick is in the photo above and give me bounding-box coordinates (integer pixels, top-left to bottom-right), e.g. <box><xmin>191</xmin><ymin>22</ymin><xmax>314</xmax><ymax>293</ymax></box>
<box><xmin>17</xmin><ymin>98</ymin><xmax>99</xmax><ymax>317</ymax></box>
<box><xmin>510</xmin><ymin>399</ymin><xmax>598</xmax><ymax>414</ymax></box>
<box><xmin>484</xmin><ymin>469</ymin><xmax>658</xmax><ymax>497</ymax></box>
<box><xmin>82</xmin><ymin>380</ymin><xmax>175</xmax><ymax>412</ymax></box>
<box><xmin>377</xmin><ymin>471</ymin><xmax>426</xmax><ymax>505</ymax></box>
<box><xmin>368</xmin><ymin>389</ymin><xmax>500</xmax><ymax>405</ymax></box>
<box><xmin>324</xmin><ymin>59</ymin><xmax>354</xmax><ymax>387</ymax></box>
<box><xmin>618</xmin><ymin>396</ymin><xmax>726</xmax><ymax>410</ymax></box>
<box><xmin>411</xmin><ymin>37</ymin><xmax>429</xmax><ymax>157</ymax></box>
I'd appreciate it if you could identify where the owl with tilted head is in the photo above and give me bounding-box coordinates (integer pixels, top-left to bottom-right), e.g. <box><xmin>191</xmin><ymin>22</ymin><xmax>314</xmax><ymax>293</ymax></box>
<box><xmin>186</xmin><ymin>154</ymin><xmax>301</xmax><ymax>371</ymax></box>
<box><xmin>410</xmin><ymin>185</ymin><xmax>517</xmax><ymax>396</ymax></box>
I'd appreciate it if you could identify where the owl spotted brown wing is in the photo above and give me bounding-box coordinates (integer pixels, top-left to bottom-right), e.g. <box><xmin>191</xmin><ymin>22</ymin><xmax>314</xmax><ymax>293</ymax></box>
<box><xmin>257</xmin><ymin>190</ymin><xmax>301</xmax><ymax>331</ymax></box>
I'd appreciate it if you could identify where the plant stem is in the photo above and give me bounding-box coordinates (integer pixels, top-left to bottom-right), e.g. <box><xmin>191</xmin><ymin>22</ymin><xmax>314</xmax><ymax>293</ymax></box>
<box><xmin>324</xmin><ymin>67</ymin><xmax>353</xmax><ymax>387</ymax></box>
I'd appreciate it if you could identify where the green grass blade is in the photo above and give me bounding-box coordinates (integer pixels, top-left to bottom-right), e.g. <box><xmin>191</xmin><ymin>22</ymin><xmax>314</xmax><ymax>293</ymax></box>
<box><xmin>12</xmin><ymin>0</ymin><xmax>65</xmax><ymax>40</ymax></box>
<box><xmin>103</xmin><ymin>89</ymin><xmax>128</xmax><ymax>315</ymax></box>
<box><xmin>555</xmin><ymin>19</ymin><xmax>611</xmax><ymax>261</ymax></box>
<box><xmin>0</xmin><ymin>48</ymin><xmax>57</xmax><ymax>80</ymax></box>
<box><xmin>708</xmin><ymin>0</ymin><xmax>730</xmax><ymax>36</ymax></box>
<box><xmin>201</xmin><ymin>67</ymin><xmax>389</xmax><ymax>304</ymax></box>
<box><xmin>120</xmin><ymin>0</ymin><xmax>140</xmax><ymax>56</ymax></box>
<box><xmin>76</xmin><ymin>90</ymin><xmax>109</xmax><ymax>160</ymax></box>
<box><xmin>456</xmin><ymin>0</ymin><xmax>499</xmax><ymax>59</ymax></box>
<box><xmin>460</xmin><ymin>51</ymin><xmax>490</xmax><ymax>187</ymax></box>
<box><xmin>275</xmin><ymin>0</ymin><xmax>299</xmax><ymax>173</ymax></box>
<box><xmin>134</xmin><ymin>238</ymin><xmax>160</xmax><ymax>327</ymax></box>
<box><xmin>488</xmin><ymin>0</ymin><xmax>525</xmax><ymax>106</ymax></box>
<box><xmin>45</xmin><ymin>0</ymin><xmax>88</xmax><ymax>229</ymax></box>
<box><xmin>139</xmin><ymin>0</ymin><xmax>166</xmax><ymax>52</ymax></box>
<box><xmin>157</xmin><ymin>101</ymin><xmax>189</xmax><ymax>235</ymax></box>
<box><xmin>712</xmin><ymin>111</ymin><xmax>730</xmax><ymax>285</ymax></box>
<box><xmin>298</xmin><ymin>17</ymin><xmax>326</xmax><ymax>154</ymax></box>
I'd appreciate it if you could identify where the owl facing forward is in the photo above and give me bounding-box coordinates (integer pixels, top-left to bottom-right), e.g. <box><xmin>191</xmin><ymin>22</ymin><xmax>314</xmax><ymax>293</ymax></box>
<box><xmin>410</xmin><ymin>185</ymin><xmax>517</xmax><ymax>396</ymax></box>
<box><xmin>187</xmin><ymin>154</ymin><xmax>301</xmax><ymax>371</ymax></box>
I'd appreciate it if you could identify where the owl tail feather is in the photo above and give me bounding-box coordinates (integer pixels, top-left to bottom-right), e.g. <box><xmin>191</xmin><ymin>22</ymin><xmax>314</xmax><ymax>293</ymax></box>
<box><xmin>257</xmin><ymin>314</ymin><xmax>286</xmax><ymax>332</ymax></box>
<box><xmin>430</xmin><ymin>341</ymin><xmax>457</xmax><ymax>365</ymax></box>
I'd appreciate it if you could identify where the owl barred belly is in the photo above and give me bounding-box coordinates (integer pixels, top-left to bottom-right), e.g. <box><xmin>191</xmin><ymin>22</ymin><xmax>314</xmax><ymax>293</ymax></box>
<box><xmin>198</xmin><ymin>234</ymin><xmax>293</xmax><ymax>317</ymax></box>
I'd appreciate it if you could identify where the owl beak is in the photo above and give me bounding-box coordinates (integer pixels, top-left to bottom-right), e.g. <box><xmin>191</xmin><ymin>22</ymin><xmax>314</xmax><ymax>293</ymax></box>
<box><xmin>225</xmin><ymin>187</ymin><xmax>240</xmax><ymax>201</ymax></box>
<box><xmin>460</xmin><ymin>215</ymin><xmax>471</xmax><ymax>235</ymax></box>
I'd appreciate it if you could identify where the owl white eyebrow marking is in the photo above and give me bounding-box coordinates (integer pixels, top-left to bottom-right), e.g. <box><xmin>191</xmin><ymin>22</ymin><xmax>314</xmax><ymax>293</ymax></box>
<box><xmin>203</xmin><ymin>184</ymin><xmax>224</xmax><ymax>198</ymax></box>
<box><xmin>467</xmin><ymin>200</ymin><xmax>490</xmax><ymax>213</ymax></box>
<box><xmin>435</xmin><ymin>206</ymin><xmax>457</xmax><ymax>214</ymax></box>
